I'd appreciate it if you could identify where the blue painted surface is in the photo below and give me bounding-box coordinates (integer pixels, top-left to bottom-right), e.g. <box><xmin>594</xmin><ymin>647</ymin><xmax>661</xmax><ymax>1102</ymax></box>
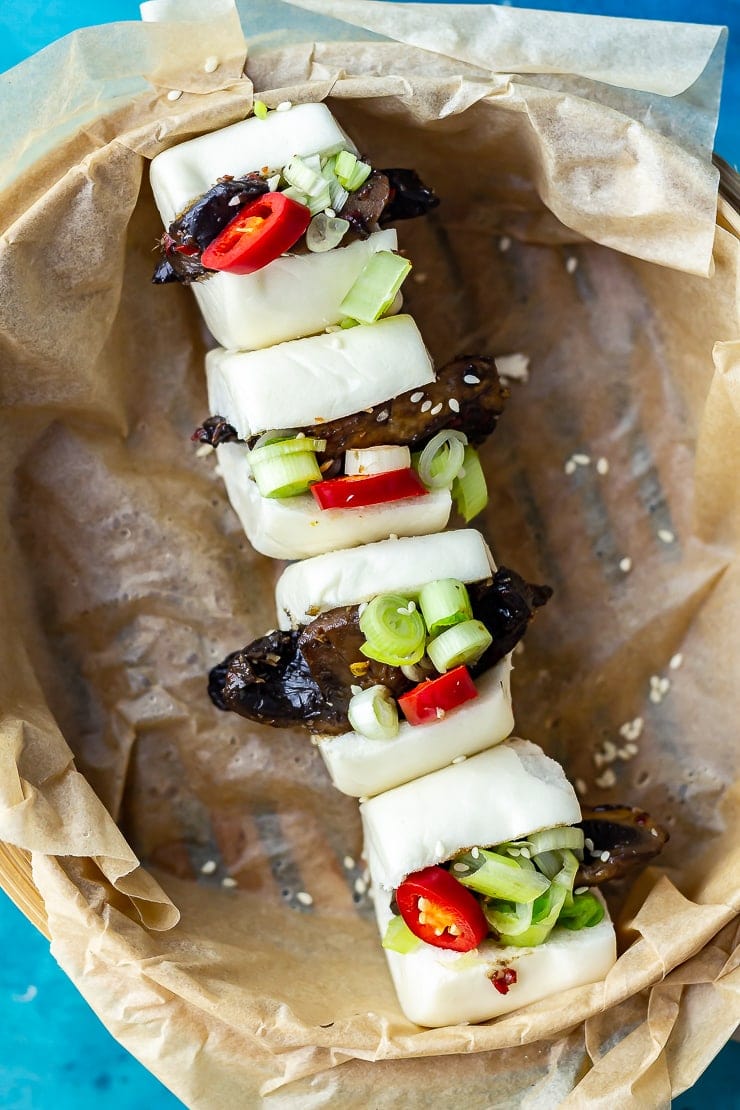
<box><xmin>0</xmin><ymin>2</ymin><xmax>738</xmax><ymax>1108</ymax></box>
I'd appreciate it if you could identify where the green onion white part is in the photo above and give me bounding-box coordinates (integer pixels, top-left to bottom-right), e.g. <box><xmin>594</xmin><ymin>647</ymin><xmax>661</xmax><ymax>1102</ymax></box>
<box><xmin>347</xmin><ymin>685</ymin><xmax>400</xmax><ymax>741</ymax></box>
<box><xmin>425</xmin><ymin>619</ymin><xmax>492</xmax><ymax>673</ymax></box>
<box><xmin>251</xmin><ymin>450</ymin><xmax>322</xmax><ymax>498</ymax></box>
<box><xmin>417</xmin><ymin>430</ymin><xmax>467</xmax><ymax>490</ymax></box>
<box><xmin>451</xmin><ymin>445</ymin><xmax>488</xmax><ymax>521</ymax></box>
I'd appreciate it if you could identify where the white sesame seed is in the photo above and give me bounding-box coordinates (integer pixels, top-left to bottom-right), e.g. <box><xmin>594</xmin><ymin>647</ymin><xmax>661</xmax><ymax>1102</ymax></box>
<box><xmin>228</xmin><ymin>194</ymin><xmax>243</xmax><ymax>207</ymax></box>
<box><xmin>499</xmin><ymin>236</ymin><xmax>512</xmax><ymax>251</ymax></box>
<box><xmin>574</xmin><ymin>886</ymin><xmax>588</xmax><ymax>895</ymax></box>
<box><xmin>649</xmin><ymin>689</ymin><xmax>663</xmax><ymax>704</ymax></box>
<box><xmin>167</xmin><ymin>89</ymin><xmax>183</xmax><ymax>101</ymax></box>
<box><xmin>650</xmin><ymin>827</ymin><xmax>659</xmax><ymax>837</ymax></box>
<box><xmin>421</xmin><ymin>400</ymin><xmax>433</xmax><ymax>413</ymax></box>
<box><xmin>575</xmin><ymin>778</ymin><xmax>587</xmax><ymax>795</ymax></box>
<box><xmin>343</xmin><ymin>855</ymin><xmax>355</xmax><ymax>870</ymax></box>
<box><xmin>566</xmin><ymin>256</ymin><xmax>579</xmax><ymax>274</ymax></box>
<box><xmin>572</xmin><ymin>453</ymin><xmax>591</xmax><ymax>466</ymax></box>
<box><xmin>410</xmin><ymin>391</ymin><xmax>424</xmax><ymax>403</ymax></box>
<box><xmin>452</xmin><ymin>862</ymin><xmax>469</xmax><ymax>873</ymax></box>
<box><xmin>430</xmin><ymin>403</ymin><xmax>443</xmax><ymax>416</ymax></box>
<box><xmin>595</xmin><ymin>768</ymin><xmax>616</xmax><ymax>789</ymax></box>
<box><xmin>376</xmin><ymin>409</ymin><xmax>389</xmax><ymax>422</ymax></box>
<box><xmin>296</xmin><ymin>891</ymin><xmax>313</xmax><ymax>906</ymax></box>
<box><xmin>659</xmin><ymin>677</ymin><xmax>671</xmax><ymax>695</ymax></box>
<box><xmin>221</xmin><ymin>876</ymin><xmax>238</xmax><ymax>888</ymax></box>
<box><xmin>596</xmin><ymin>457</ymin><xmax>609</xmax><ymax>475</ymax></box>
<box><xmin>520</xmin><ymin>847</ymin><xmax>531</xmax><ymax>859</ymax></box>
<box><xmin>495</xmin><ymin>353</ymin><xmax>530</xmax><ymax>383</ymax></box>
<box><xmin>325</xmin><ymin>208</ymin><xmax>336</xmax><ymax>218</ymax></box>
<box><xmin>658</xmin><ymin>528</ymin><xmax>675</xmax><ymax>544</ymax></box>
<box><xmin>564</xmin><ymin>459</ymin><xmax>577</xmax><ymax>475</ymax></box>
<box><xmin>616</xmin><ymin>747</ymin><xmax>631</xmax><ymax>761</ymax></box>
<box><xmin>451</xmin><ymin>755</ymin><xmax>467</xmax><ymax>765</ymax></box>
<box><xmin>600</xmin><ymin>851</ymin><xmax>610</xmax><ymax>862</ymax></box>
<box><xmin>200</xmin><ymin>860</ymin><xmax>217</xmax><ymax>875</ymax></box>
<box><xmin>463</xmin><ymin>374</ymin><xmax>481</xmax><ymax>386</ymax></box>
<box><xmin>584</xmin><ymin>838</ymin><xmax>594</xmax><ymax>851</ymax></box>
<box><xmin>649</xmin><ymin>675</ymin><xmax>661</xmax><ymax>688</ymax></box>
<box><xmin>471</xmin><ymin>846</ymin><xmax>480</xmax><ymax>859</ymax></box>
<box><xmin>195</xmin><ymin>443</ymin><xmax>214</xmax><ymax>457</ymax></box>
<box><xmin>276</xmin><ymin>101</ymin><xmax>292</xmax><ymax>112</ymax></box>
<box><xmin>619</xmin><ymin>557</ymin><xmax>632</xmax><ymax>573</ymax></box>
<box><xmin>448</xmin><ymin>398</ymin><xmax>460</xmax><ymax>413</ymax></box>
<box><xmin>669</xmin><ymin>653</ymin><xmax>683</xmax><ymax>670</ymax></box>
<box><xmin>625</xmin><ymin>742</ymin><xmax>639</xmax><ymax>755</ymax></box>
<box><xmin>203</xmin><ymin>55</ymin><xmax>219</xmax><ymax>73</ymax></box>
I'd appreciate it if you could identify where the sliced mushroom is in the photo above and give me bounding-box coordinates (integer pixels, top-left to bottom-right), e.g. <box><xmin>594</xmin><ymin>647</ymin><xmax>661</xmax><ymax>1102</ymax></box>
<box><xmin>576</xmin><ymin>805</ymin><xmax>669</xmax><ymax>886</ymax></box>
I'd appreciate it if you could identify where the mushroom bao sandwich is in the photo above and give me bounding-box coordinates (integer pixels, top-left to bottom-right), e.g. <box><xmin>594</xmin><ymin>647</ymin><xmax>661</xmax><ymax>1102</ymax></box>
<box><xmin>149</xmin><ymin>98</ymin><xmax>669</xmax><ymax>1029</ymax></box>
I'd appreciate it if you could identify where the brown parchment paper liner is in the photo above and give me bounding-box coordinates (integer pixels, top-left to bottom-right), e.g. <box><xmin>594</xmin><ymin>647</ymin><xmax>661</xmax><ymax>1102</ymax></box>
<box><xmin>1</xmin><ymin>1</ymin><xmax>739</xmax><ymax>1105</ymax></box>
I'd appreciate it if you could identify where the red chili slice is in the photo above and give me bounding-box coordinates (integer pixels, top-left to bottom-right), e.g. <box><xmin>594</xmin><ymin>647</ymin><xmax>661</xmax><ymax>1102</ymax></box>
<box><xmin>396</xmin><ymin>866</ymin><xmax>488</xmax><ymax>952</ymax></box>
<box><xmin>311</xmin><ymin>468</ymin><xmax>427</xmax><ymax>511</ymax></box>
<box><xmin>200</xmin><ymin>192</ymin><xmax>311</xmax><ymax>275</ymax></box>
<box><xmin>397</xmin><ymin>665</ymin><xmax>478</xmax><ymax>726</ymax></box>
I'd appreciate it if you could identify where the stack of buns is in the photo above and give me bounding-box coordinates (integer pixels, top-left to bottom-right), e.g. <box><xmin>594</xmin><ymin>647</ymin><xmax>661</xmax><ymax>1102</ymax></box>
<box><xmin>150</xmin><ymin>100</ymin><xmax>619</xmax><ymax>1028</ymax></box>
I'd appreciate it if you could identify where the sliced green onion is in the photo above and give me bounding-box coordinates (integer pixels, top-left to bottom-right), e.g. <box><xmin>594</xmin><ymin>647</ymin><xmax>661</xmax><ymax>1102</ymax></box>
<box><xmin>306</xmin><ymin>212</ymin><xmax>350</xmax><ymax>253</ymax></box>
<box><xmin>334</xmin><ymin>150</ymin><xmax>372</xmax><ymax>192</ymax></box>
<box><xmin>280</xmin><ymin>185</ymin><xmax>309</xmax><ymax>206</ymax></box>
<box><xmin>451</xmin><ymin>445</ymin><xmax>488</xmax><ymax>522</ymax></box>
<box><xmin>558</xmin><ymin>891</ymin><xmax>605</xmax><ymax>931</ymax></box>
<box><xmin>418</xmin><ymin>578</ymin><xmax>473</xmax><ymax>635</ymax></box>
<box><xmin>484</xmin><ymin>898</ymin><xmax>534</xmax><ymax>938</ymax></box>
<box><xmin>339</xmin><ymin>251</ymin><xmax>412</xmax><ymax>324</ymax></box>
<box><xmin>251</xmin><ymin>451</ymin><xmax>322</xmax><ymax>498</ymax></box>
<box><xmin>345</xmin><ymin>160</ymin><xmax>372</xmax><ymax>191</ymax></box>
<box><xmin>526</xmin><ymin>827</ymin><xmax>585</xmax><ymax>855</ymax></box>
<box><xmin>253</xmin><ymin>99</ymin><xmax>268</xmax><ymax>120</ymax></box>
<box><xmin>328</xmin><ymin>179</ymin><xmax>350</xmax><ymax>212</ymax></box>
<box><xmin>417</xmin><ymin>430</ymin><xmax>467</xmax><ymax>490</ymax></box>
<box><xmin>345</xmin><ymin>445</ymin><xmax>411</xmax><ymax>477</ymax></box>
<box><xmin>250</xmin><ymin>428</ymin><xmax>301</xmax><ymax>452</ymax></box>
<box><xmin>249</xmin><ymin>436</ymin><xmax>326</xmax><ymax>466</ymax></box>
<box><xmin>426</xmin><ymin>619</ymin><xmax>492</xmax><ymax>673</ymax></box>
<box><xmin>382</xmin><ymin>914</ymin><xmax>421</xmax><ymax>954</ymax></box>
<box><xmin>348</xmin><ymin>684</ymin><xmax>399</xmax><ymax>740</ymax></box>
<box><xmin>282</xmin><ymin>155</ymin><xmax>324</xmax><ymax>196</ymax></box>
<box><xmin>530</xmin><ymin>849</ymin><xmax>562</xmax><ymax>880</ymax></box>
<box><xmin>499</xmin><ymin>882</ymin><xmax>568</xmax><ymax>947</ymax></box>
<box><xmin>307</xmin><ymin>183</ymin><xmax>332</xmax><ymax>216</ymax></box>
<box><xmin>456</xmin><ymin>850</ymin><xmax>550</xmax><ymax>904</ymax></box>
<box><xmin>359</xmin><ymin>594</ymin><xmax>426</xmax><ymax>667</ymax></box>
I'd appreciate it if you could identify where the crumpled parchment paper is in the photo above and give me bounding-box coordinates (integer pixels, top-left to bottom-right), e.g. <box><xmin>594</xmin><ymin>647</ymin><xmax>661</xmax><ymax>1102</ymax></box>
<box><xmin>0</xmin><ymin>1</ymin><xmax>738</xmax><ymax>1105</ymax></box>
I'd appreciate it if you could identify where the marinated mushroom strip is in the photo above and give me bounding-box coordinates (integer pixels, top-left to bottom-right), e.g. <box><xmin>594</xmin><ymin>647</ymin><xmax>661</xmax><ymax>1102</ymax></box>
<box><xmin>339</xmin><ymin>171</ymin><xmax>391</xmax><ymax>238</ymax></box>
<box><xmin>576</xmin><ymin>805</ymin><xmax>670</xmax><ymax>886</ymax></box>
<box><xmin>378</xmin><ymin>168</ymin><xmax>441</xmax><ymax>224</ymax></box>
<box><xmin>152</xmin><ymin>173</ymin><xmax>270</xmax><ymax>284</ymax></box>
<box><xmin>207</xmin><ymin>630</ymin><xmax>346</xmax><ymax>734</ymax></box>
<box><xmin>469</xmin><ymin>568</ymin><xmax>553</xmax><ymax>676</ymax></box>
<box><xmin>192</xmin><ymin>416</ymin><xmax>240</xmax><ymax>448</ymax></box>
<box><xmin>297</xmin><ymin>606</ymin><xmax>415</xmax><ymax>716</ymax></box>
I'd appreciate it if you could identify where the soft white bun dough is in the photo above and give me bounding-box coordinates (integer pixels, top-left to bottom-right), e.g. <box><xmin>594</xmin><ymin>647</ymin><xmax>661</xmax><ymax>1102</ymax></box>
<box><xmin>361</xmin><ymin>739</ymin><xmax>582</xmax><ymax>892</ymax></box>
<box><xmin>193</xmin><ymin>230</ymin><xmax>401</xmax><ymax>351</ymax></box>
<box><xmin>373</xmin><ymin>885</ymin><xmax>616</xmax><ymax>1027</ymax></box>
<box><xmin>206</xmin><ymin>313</ymin><xmax>433</xmax><ymax>439</ymax></box>
<box><xmin>317</xmin><ymin>655</ymin><xmax>513</xmax><ymax>797</ymax></box>
<box><xmin>216</xmin><ymin>442</ymin><xmax>452</xmax><ymax>560</ymax></box>
<box><xmin>150</xmin><ymin>102</ymin><xmax>355</xmax><ymax>227</ymax></box>
<box><xmin>276</xmin><ymin>529</ymin><xmax>496</xmax><ymax>629</ymax></box>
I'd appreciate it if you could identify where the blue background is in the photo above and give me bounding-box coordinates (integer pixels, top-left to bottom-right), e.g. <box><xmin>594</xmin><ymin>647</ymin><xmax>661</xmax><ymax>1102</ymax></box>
<box><xmin>1</xmin><ymin>3</ymin><xmax>738</xmax><ymax>1108</ymax></box>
